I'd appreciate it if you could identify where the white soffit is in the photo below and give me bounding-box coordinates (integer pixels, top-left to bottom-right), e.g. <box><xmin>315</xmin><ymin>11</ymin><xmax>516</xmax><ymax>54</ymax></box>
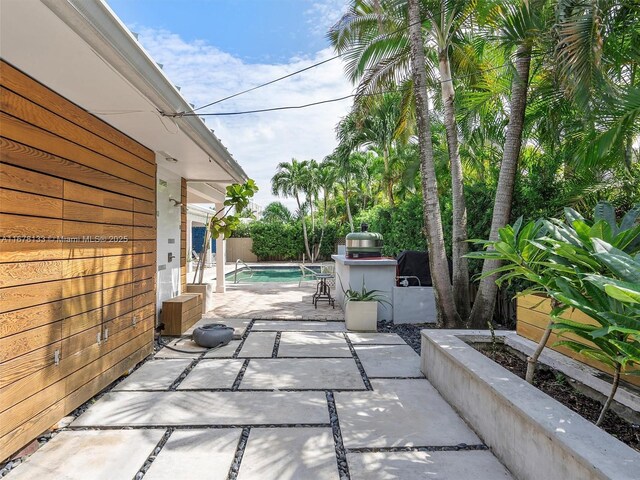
<box><xmin>0</xmin><ymin>0</ymin><xmax>247</xmax><ymax>185</ymax></box>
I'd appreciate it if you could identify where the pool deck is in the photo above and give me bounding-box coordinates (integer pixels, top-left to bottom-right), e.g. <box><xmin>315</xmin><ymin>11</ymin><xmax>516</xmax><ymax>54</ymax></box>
<box><xmin>207</xmin><ymin>281</ymin><xmax>344</xmax><ymax>320</ymax></box>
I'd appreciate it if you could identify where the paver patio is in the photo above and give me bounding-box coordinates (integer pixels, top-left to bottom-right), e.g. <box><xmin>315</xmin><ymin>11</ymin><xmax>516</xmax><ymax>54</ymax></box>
<box><xmin>9</xmin><ymin>317</ymin><xmax>514</xmax><ymax>479</ymax></box>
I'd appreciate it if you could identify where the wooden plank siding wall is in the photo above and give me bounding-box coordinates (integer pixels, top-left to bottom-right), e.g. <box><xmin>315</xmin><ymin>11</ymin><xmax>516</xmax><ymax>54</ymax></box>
<box><xmin>517</xmin><ymin>294</ymin><xmax>640</xmax><ymax>387</ymax></box>
<box><xmin>180</xmin><ymin>178</ymin><xmax>187</xmax><ymax>292</ymax></box>
<box><xmin>0</xmin><ymin>61</ymin><xmax>157</xmax><ymax>460</ymax></box>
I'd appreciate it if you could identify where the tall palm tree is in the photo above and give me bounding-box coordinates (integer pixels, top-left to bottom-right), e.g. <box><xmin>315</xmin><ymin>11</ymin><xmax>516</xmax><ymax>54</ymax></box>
<box><xmin>425</xmin><ymin>0</ymin><xmax>475</xmax><ymax>317</ymax></box>
<box><xmin>271</xmin><ymin>159</ymin><xmax>313</xmax><ymax>260</ymax></box>
<box><xmin>314</xmin><ymin>160</ymin><xmax>337</xmax><ymax>259</ymax></box>
<box><xmin>469</xmin><ymin>1</ymin><xmax>543</xmax><ymax>327</ymax></box>
<box><xmin>408</xmin><ymin>0</ymin><xmax>460</xmax><ymax>327</ymax></box>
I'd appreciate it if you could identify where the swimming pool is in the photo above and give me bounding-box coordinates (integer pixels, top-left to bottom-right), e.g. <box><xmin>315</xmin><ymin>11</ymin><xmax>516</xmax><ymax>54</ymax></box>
<box><xmin>226</xmin><ymin>266</ymin><xmax>321</xmax><ymax>283</ymax></box>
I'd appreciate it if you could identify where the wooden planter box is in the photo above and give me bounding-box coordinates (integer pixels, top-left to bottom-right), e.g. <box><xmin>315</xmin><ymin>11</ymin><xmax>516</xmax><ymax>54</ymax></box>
<box><xmin>517</xmin><ymin>294</ymin><xmax>640</xmax><ymax>387</ymax></box>
<box><xmin>162</xmin><ymin>293</ymin><xmax>202</xmax><ymax>336</ymax></box>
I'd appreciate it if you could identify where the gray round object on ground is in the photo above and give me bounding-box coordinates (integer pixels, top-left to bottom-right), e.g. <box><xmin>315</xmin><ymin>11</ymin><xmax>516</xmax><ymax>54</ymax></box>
<box><xmin>192</xmin><ymin>324</ymin><xmax>234</xmax><ymax>348</ymax></box>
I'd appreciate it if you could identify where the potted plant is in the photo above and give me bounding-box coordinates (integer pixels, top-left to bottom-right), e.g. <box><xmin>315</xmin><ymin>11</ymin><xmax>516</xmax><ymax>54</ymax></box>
<box><xmin>341</xmin><ymin>277</ymin><xmax>391</xmax><ymax>332</ymax></box>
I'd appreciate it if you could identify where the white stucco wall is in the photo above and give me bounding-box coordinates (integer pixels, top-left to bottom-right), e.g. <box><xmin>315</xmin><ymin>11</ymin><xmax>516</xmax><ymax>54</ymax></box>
<box><xmin>156</xmin><ymin>163</ymin><xmax>182</xmax><ymax>315</ymax></box>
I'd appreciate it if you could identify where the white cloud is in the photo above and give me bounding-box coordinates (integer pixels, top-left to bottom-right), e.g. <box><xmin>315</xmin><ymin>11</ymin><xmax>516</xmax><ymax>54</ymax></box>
<box><xmin>134</xmin><ymin>26</ymin><xmax>353</xmax><ymax>210</ymax></box>
<box><xmin>305</xmin><ymin>0</ymin><xmax>349</xmax><ymax>36</ymax></box>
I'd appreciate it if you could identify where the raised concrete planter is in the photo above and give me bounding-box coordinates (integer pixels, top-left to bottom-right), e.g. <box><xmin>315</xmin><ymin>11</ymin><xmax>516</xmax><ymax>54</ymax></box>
<box><xmin>345</xmin><ymin>301</ymin><xmax>378</xmax><ymax>332</ymax></box>
<box><xmin>186</xmin><ymin>283</ymin><xmax>213</xmax><ymax>314</ymax></box>
<box><xmin>420</xmin><ymin>330</ymin><xmax>640</xmax><ymax>480</ymax></box>
<box><xmin>392</xmin><ymin>286</ymin><xmax>436</xmax><ymax>324</ymax></box>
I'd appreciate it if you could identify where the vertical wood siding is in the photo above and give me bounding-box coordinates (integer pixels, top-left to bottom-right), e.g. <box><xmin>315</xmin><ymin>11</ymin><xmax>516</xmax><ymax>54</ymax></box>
<box><xmin>0</xmin><ymin>61</ymin><xmax>157</xmax><ymax>460</ymax></box>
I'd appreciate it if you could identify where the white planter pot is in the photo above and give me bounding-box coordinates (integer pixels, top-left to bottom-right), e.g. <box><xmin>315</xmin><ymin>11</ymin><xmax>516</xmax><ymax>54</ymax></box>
<box><xmin>186</xmin><ymin>283</ymin><xmax>213</xmax><ymax>314</ymax></box>
<box><xmin>345</xmin><ymin>301</ymin><xmax>378</xmax><ymax>332</ymax></box>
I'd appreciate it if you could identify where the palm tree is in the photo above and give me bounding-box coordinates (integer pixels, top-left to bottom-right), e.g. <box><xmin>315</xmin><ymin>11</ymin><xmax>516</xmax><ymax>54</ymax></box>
<box><xmin>330</xmin><ymin>0</ymin><xmax>471</xmax><ymax>321</ymax></box>
<box><xmin>469</xmin><ymin>1</ymin><xmax>543</xmax><ymax>327</ymax></box>
<box><xmin>271</xmin><ymin>159</ymin><xmax>313</xmax><ymax>260</ymax></box>
<box><xmin>314</xmin><ymin>160</ymin><xmax>337</xmax><ymax>259</ymax></box>
<box><xmin>262</xmin><ymin>201</ymin><xmax>293</xmax><ymax>223</ymax></box>
<box><xmin>425</xmin><ymin>0</ymin><xmax>475</xmax><ymax>318</ymax></box>
<box><xmin>408</xmin><ymin>0</ymin><xmax>460</xmax><ymax>327</ymax></box>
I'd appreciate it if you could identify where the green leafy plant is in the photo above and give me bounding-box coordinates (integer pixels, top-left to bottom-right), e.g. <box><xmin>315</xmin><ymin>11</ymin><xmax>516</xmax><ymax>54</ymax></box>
<box><xmin>192</xmin><ymin>180</ymin><xmax>258</xmax><ymax>284</ymax></box>
<box><xmin>467</xmin><ymin>201</ymin><xmax>640</xmax><ymax>421</ymax></box>
<box><xmin>548</xmin><ymin>245</ymin><xmax>640</xmax><ymax>425</ymax></box>
<box><xmin>338</xmin><ymin>275</ymin><xmax>391</xmax><ymax>306</ymax></box>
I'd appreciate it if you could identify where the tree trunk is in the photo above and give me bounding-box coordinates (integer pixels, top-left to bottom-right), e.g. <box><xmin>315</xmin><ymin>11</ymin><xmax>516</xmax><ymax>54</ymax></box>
<box><xmin>525</xmin><ymin>318</ymin><xmax>553</xmax><ymax>384</ymax></box>
<box><xmin>316</xmin><ymin>193</ymin><xmax>328</xmax><ymax>260</ymax></box>
<box><xmin>596</xmin><ymin>363</ymin><xmax>621</xmax><ymax>427</ymax></box>
<box><xmin>438</xmin><ymin>52</ymin><xmax>470</xmax><ymax>320</ymax></box>
<box><xmin>297</xmin><ymin>195</ymin><xmax>312</xmax><ymax>260</ymax></box>
<box><xmin>344</xmin><ymin>182</ymin><xmax>355</xmax><ymax>232</ymax></box>
<box><xmin>407</xmin><ymin>0</ymin><xmax>460</xmax><ymax>328</ymax></box>
<box><xmin>469</xmin><ymin>43</ymin><xmax>532</xmax><ymax>328</ymax></box>
<box><xmin>383</xmin><ymin>147</ymin><xmax>394</xmax><ymax>206</ymax></box>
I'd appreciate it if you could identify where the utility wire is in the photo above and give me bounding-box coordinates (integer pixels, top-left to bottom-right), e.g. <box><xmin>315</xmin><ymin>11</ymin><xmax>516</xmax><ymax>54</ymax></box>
<box><xmin>177</xmin><ymin>53</ymin><xmax>541</xmax><ymax>117</ymax></box>
<box><xmin>170</xmin><ymin>15</ymin><xmax>434</xmax><ymax>117</ymax></box>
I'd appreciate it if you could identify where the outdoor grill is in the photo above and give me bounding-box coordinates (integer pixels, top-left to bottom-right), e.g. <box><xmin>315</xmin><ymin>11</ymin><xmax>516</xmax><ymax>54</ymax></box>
<box><xmin>345</xmin><ymin>223</ymin><xmax>384</xmax><ymax>258</ymax></box>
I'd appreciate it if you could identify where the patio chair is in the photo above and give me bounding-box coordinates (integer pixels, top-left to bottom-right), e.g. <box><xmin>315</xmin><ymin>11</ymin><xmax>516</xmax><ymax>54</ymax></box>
<box><xmin>299</xmin><ymin>264</ymin><xmax>320</xmax><ymax>287</ymax></box>
<box><xmin>320</xmin><ymin>262</ymin><xmax>336</xmax><ymax>287</ymax></box>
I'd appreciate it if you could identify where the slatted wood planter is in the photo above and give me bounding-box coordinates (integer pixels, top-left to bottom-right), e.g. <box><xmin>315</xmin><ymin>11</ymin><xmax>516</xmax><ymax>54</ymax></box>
<box><xmin>161</xmin><ymin>294</ymin><xmax>202</xmax><ymax>336</ymax></box>
<box><xmin>0</xmin><ymin>61</ymin><xmax>157</xmax><ymax>461</ymax></box>
<box><xmin>517</xmin><ymin>294</ymin><xmax>640</xmax><ymax>387</ymax></box>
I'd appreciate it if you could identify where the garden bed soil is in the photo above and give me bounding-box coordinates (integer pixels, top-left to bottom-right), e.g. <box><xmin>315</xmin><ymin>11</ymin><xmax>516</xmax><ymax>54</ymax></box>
<box><xmin>475</xmin><ymin>344</ymin><xmax>639</xmax><ymax>452</ymax></box>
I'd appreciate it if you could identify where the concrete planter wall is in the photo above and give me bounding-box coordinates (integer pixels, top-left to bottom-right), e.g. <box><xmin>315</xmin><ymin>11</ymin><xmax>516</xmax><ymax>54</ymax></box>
<box><xmin>420</xmin><ymin>330</ymin><xmax>640</xmax><ymax>480</ymax></box>
<box><xmin>345</xmin><ymin>301</ymin><xmax>378</xmax><ymax>332</ymax></box>
<box><xmin>186</xmin><ymin>283</ymin><xmax>213</xmax><ymax>314</ymax></box>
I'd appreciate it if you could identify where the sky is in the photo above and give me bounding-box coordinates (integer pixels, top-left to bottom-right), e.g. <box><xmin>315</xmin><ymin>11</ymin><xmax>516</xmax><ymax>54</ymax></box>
<box><xmin>106</xmin><ymin>0</ymin><xmax>353</xmax><ymax>210</ymax></box>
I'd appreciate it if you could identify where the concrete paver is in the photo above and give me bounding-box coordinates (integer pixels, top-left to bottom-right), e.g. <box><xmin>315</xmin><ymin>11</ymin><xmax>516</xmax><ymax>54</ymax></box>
<box><xmin>144</xmin><ymin>429</ymin><xmax>242</xmax><ymax>480</ymax></box>
<box><xmin>113</xmin><ymin>359</ymin><xmax>191</xmax><ymax>391</ymax></box>
<box><xmin>355</xmin><ymin>344</ymin><xmax>422</xmax><ymax>377</ymax></box>
<box><xmin>238</xmin><ymin>332</ymin><xmax>277</xmax><ymax>357</ymax></box>
<box><xmin>7</xmin><ymin>430</ymin><xmax>162</xmax><ymax>480</ymax></box>
<box><xmin>204</xmin><ymin>340</ymin><xmax>242</xmax><ymax>358</ymax></box>
<box><xmin>15</xmin><ymin>294</ymin><xmax>514</xmax><ymax>480</ymax></box>
<box><xmin>177</xmin><ymin>359</ymin><xmax>245</xmax><ymax>389</ymax></box>
<box><xmin>347</xmin><ymin>451</ymin><xmax>514</xmax><ymax>479</ymax></box>
<box><xmin>347</xmin><ymin>332</ymin><xmax>407</xmax><ymax>345</ymax></box>
<box><xmin>278</xmin><ymin>332</ymin><xmax>351</xmax><ymax>357</ymax></box>
<box><xmin>240</xmin><ymin>358</ymin><xmax>366</xmax><ymax>390</ymax></box>
<box><xmin>253</xmin><ymin>321</ymin><xmax>346</xmax><ymax>332</ymax></box>
<box><xmin>72</xmin><ymin>391</ymin><xmax>329</xmax><ymax>426</ymax></box>
<box><xmin>237</xmin><ymin>428</ymin><xmax>339</xmax><ymax>480</ymax></box>
<box><xmin>335</xmin><ymin>379</ymin><xmax>480</xmax><ymax>448</ymax></box>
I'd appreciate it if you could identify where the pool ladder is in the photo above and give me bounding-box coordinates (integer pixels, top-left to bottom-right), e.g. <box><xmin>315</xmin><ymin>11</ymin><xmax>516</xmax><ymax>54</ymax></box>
<box><xmin>233</xmin><ymin>259</ymin><xmax>254</xmax><ymax>284</ymax></box>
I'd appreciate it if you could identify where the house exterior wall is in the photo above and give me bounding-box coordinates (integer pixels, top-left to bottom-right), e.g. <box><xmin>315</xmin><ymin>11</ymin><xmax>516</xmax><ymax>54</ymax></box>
<box><xmin>155</xmin><ymin>165</ymin><xmax>182</xmax><ymax>316</ymax></box>
<box><xmin>0</xmin><ymin>61</ymin><xmax>157</xmax><ymax>461</ymax></box>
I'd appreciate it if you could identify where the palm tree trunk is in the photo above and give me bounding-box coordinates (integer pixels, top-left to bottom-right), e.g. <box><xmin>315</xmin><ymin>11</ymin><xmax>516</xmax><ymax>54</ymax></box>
<box><xmin>469</xmin><ymin>43</ymin><xmax>532</xmax><ymax>328</ymax></box>
<box><xmin>316</xmin><ymin>194</ymin><xmax>328</xmax><ymax>260</ymax></box>
<box><xmin>344</xmin><ymin>182</ymin><xmax>354</xmax><ymax>232</ymax></box>
<box><xmin>383</xmin><ymin>147</ymin><xmax>394</xmax><ymax>206</ymax></box>
<box><xmin>407</xmin><ymin>0</ymin><xmax>460</xmax><ymax>328</ymax></box>
<box><xmin>297</xmin><ymin>195</ymin><xmax>312</xmax><ymax>260</ymax></box>
<box><xmin>439</xmin><ymin>52</ymin><xmax>470</xmax><ymax>320</ymax></box>
<box><xmin>596</xmin><ymin>363</ymin><xmax>621</xmax><ymax>427</ymax></box>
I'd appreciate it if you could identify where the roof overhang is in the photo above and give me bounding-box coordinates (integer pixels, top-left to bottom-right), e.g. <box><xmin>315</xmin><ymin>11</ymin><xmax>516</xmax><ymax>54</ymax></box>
<box><xmin>0</xmin><ymin>0</ymin><xmax>248</xmax><ymax>185</ymax></box>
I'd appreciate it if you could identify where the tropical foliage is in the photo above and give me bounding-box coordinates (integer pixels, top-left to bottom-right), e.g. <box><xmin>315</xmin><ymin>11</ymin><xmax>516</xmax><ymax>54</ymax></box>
<box><xmin>468</xmin><ymin>202</ymin><xmax>640</xmax><ymax>423</ymax></box>
<box><xmin>252</xmin><ymin>0</ymin><xmax>639</xmax><ymax>328</ymax></box>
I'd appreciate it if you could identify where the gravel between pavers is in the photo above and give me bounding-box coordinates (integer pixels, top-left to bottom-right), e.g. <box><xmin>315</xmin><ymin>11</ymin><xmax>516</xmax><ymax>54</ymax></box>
<box><xmin>376</xmin><ymin>320</ymin><xmax>436</xmax><ymax>355</ymax></box>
